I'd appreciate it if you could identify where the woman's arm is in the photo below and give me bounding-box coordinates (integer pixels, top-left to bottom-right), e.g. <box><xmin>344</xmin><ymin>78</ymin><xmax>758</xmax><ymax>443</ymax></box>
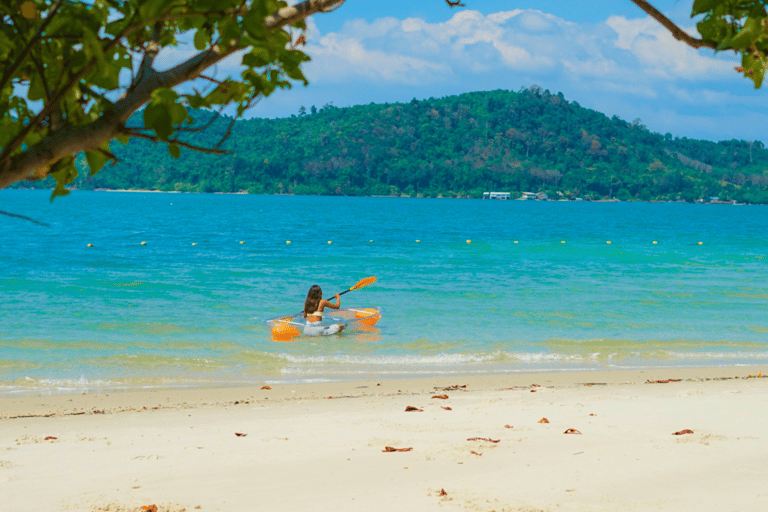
<box><xmin>322</xmin><ymin>294</ymin><xmax>341</xmax><ymax>310</ymax></box>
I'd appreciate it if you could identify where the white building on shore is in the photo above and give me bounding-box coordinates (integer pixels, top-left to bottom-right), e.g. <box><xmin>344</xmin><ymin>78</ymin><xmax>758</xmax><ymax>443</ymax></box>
<box><xmin>483</xmin><ymin>192</ymin><xmax>511</xmax><ymax>200</ymax></box>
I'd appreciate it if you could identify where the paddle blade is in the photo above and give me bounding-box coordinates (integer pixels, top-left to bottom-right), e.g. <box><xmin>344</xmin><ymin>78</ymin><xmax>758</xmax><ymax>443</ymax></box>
<box><xmin>350</xmin><ymin>276</ymin><xmax>376</xmax><ymax>291</ymax></box>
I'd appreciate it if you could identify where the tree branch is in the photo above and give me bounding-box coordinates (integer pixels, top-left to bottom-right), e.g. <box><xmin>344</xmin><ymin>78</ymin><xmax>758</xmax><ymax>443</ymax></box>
<box><xmin>627</xmin><ymin>0</ymin><xmax>717</xmax><ymax>50</ymax></box>
<box><xmin>0</xmin><ymin>0</ymin><xmax>346</xmax><ymax>189</ymax></box>
<box><xmin>174</xmin><ymin>105</ymin><xmax>226</xmax><ymax>132</ymax></box>
<box><xmin>133</xmin><ymin>21</ymin><xmax>163</xmax><ymax>88</ymax></box>
<box><xmin>0</xmin><ymin>16</ymin><xmax>142</xmax><ymax>175</ymax></box>
<box><xmin>0</xmin><ymin>0</ymin><xmax>64</xmax><ymax>92</ymax></box>
<box><xmin>0</xmin><ymin>209</ymin><xmax>51</xmax><ymax>227</ymax></box>
<box><xmin>29</xmin><ymin>53</ymin><xmax>51</xmax><ymax>102</ymax></box>
<box><xmin>78</xmin><ymin>83</ymin><xmax>114</xmax><ymax>107</ymax></box>
<box><xmin>199</xmin><ymin>74</ymin><xmax>226</xmax><ymax>85</ymax></box>
<box><xmin>213</xmin><ymin>114</ymin><xmax>239</xmax><ymax>151</ymax></box>
<box><xmin>265</xmin><ymin>0</ymin><xmax>346</xmax><ymax>28</ymax></box>
<box><xmin>98</xmin><ymin>147</ymin><xmax>119</xmax><ymax>166</ymax></box>
<box><xmin>125</xmin><ymin>130</ymin><xmax>232</xmax><ymax>155</ymax></box>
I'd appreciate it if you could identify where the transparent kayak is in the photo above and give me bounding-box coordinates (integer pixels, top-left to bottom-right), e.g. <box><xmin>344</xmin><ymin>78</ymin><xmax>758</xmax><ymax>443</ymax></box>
<box><xmin>264</xmin><ymin>306</ymin><xmax>383</xmax><ymax>340</ymax></box>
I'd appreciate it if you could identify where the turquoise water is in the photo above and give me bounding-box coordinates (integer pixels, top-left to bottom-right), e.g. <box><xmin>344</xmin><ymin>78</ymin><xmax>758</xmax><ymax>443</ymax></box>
<box><xmin>2</xmin><ymin>190</ymin><xmax>768</xmax><ymax>394</ymax></box>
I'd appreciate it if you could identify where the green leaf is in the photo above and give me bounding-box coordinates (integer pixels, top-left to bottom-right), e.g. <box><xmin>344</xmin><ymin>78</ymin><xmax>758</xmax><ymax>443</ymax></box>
<box><xmin>0</xmin><ymin>28</ymin><xmax>13</xmax><ymax>60</ymax></box>
<box><xmin>90</xmin><ymin>65</ymin><xmax>120</xmax><ymax>90</ymax></box>
<box><xmin>243</xmin><ymin>9</ymin><xmax>268</xmax><ymax>39</ymax></box>
<box><xmin>280</xmin><ymin>51</ymin><xmax>310</xmax><ymax>84</ymax></box>
<box><xmin>168</xmin><ymin>143</ymin><xmax>180</xmax><ymax>158</ymax></box>
<box><xmin>27</xmin><ymin>72</ymin><xmax>46</xmax><ymax>102</ymax></box>
<box><xmin>204</xmin><ymin>80</ymin><xmax>249</xmax><ymax>105</ymax></box>
<box><xmin>144</xmin><ymin>101</ymin><xmax>174</xmax><ymax>140</ymax></box>
<box><xmin>183</xmin><ymin>93</ymin><xmax>208</xmax><ymax>109</ymax></box>
<box><xmin>218</xmin><ymin>19</ymin><xmax>241</xmax><ymax>49</ymax></box>
<box><xmin>153</xmin><ymin>88</ymin><xmax>179</xmax><ymax>102</ymax></box>
<box><xmin>194</xmin><ymin>27</ymin><xmax>211</xmax><ymax>51</ymax></box>
<box><xmin>82</xmin><ymin>28</ymin><xmax>106</xmax><ymax>68</ymax></box>
<box><xmin>138</xmin><ymin>0</ymin><xmax>166</xmax><ymax>22</ymax></box>
<box><xmin>85</xmin><ymin>149</ymin><xmax>110</xmax><ymax>176</ymax></box>
<box><xmin>51</xmin><ymin>186</ymin><xmax>71</xmax><ymax>200</ymax></box>
<box><xmin>243</xmin><ymin>47</ymin><xmax>272</xmax><ymax>68</ymax></box>
<box><xmin>49</xmin><ymin>158</ymin><xmax>77</xmax><ymax>201</ymax></box>
<box><xmin>727</xmin><ymin>17</ymin><xmax>761</xmax><ymax>50</ymax></box>
<box><xmin>168</xmin><ymin>102</ymin><xmax>188</xmax><ymax>125</ymax></box>
<box><xmin>691</xmin><ymin>0</ymin><xmax>721</xmax><ymax>16</ymax></box>
<box><xmin>752</xmin><ymin>65</ymin><xmax>766</xmax><ymax>88</ymax></box>
<box><xmin>697</xmin><ymin>17</ymin><xmax>728</xmax><ymax>42</ymax></box>
<box><xmin>741</xmin><ymin>52</ymin><xmax>767</xmax><ymax>89</ymax></box>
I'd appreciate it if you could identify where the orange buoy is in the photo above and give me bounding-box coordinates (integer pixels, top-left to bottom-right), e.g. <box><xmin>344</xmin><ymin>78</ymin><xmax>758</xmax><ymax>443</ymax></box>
<box><xmin>272</xmin><ymin>322</ymin><xmax>300</xmax><ymax>341</ymax></box>
<box><xmin>354</xmin><ymin>308</ymin><xmax>380</xmax><ymax>327</ymax></box>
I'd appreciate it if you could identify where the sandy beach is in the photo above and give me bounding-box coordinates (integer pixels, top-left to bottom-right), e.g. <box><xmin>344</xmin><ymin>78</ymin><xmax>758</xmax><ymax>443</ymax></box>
<box><xmin>2</xmin><ymin>367</ymin><xmax>767</xmax><ymax>512</ymax></box>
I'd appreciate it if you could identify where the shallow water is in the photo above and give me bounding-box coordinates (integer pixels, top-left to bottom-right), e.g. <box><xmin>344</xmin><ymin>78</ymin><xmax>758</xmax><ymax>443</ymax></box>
<box><xmin>2</xmin><ymin>190</ymin><xmax>767</xmax><ymax>394</ymax></box>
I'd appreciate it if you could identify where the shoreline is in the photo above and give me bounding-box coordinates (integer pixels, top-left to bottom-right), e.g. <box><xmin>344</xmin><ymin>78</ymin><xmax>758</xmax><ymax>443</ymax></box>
<box><xmin>4</xmin><ymin>188</ymin><xmax>761</xmax><ymax>204</ymax></box>
<box><xmin>2</xmin><ymin>365</ymin><xmax>764</xmax><ymax>419</ymax></box>
<box><xmin>2</xmin><ymin>365</ymin><xmax>767</xmax><ymax>511</ymax></box>
<box><xmin>2</xmin><ymin>363</ymin><xmax>767</xmax><ymax>406</ymax></box>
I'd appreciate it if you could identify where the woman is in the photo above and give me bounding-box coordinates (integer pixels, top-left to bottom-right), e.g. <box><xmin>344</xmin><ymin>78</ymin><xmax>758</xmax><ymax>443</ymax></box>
<box><xmin>303</xmin><ymin>285</ymin><xmax>345</xmax><ymax>336</ymax></box>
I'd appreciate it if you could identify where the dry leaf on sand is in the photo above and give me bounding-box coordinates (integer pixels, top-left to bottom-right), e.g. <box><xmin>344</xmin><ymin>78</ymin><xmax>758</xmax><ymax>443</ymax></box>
<box><xmin>383</xmin><ymin>446</ymin><xmax>413</xmax><ymax>452</ymax></box>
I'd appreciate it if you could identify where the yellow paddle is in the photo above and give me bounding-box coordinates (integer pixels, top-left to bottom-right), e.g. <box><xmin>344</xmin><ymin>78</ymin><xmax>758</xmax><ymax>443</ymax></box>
<box><xmin>332</xmin><ymin>276</ymin><xmax>377</xmax><ymax>298</ymax></box>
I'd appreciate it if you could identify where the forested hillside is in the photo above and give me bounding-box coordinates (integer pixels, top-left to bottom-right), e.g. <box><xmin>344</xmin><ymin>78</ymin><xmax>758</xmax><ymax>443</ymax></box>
<box><xmin>15</xmin><ymin>87</ymin><xmax>768</xmax><ymax>203</ymax></box>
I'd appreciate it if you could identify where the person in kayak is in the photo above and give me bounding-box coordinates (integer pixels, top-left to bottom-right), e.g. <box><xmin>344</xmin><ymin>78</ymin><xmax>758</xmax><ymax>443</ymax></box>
<box><xmin>303</xmin><ymin>285</ymin><xmax>345</xmax><ymax>336</ymax></box>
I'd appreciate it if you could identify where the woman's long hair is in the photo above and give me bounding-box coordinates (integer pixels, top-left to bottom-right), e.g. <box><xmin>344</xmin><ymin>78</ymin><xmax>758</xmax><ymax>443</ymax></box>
<box><xmin>303</xmin><ymin>285</ymin><xmax>323</xmax><ymax>317</ymax></box>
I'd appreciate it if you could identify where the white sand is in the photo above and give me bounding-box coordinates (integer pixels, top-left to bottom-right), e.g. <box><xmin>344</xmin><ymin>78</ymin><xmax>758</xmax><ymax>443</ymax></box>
<box><xmin>2</xmin><ymin>367</ymin><xmax>767</xmax><ymax>512</ymax></box>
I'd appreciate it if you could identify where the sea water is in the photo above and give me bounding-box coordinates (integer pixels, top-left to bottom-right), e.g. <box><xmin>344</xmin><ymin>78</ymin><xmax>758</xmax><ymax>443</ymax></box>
<box><xmin>1</xmin><ymin>190</ymin><xmax>767</xmax><ymax>394</ymax></box>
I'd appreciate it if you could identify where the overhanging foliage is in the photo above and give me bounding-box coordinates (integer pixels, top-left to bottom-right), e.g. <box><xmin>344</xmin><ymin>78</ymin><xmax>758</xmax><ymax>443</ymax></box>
<box><xmin>0</xmin><ymin>0</ymin><xmax>344</xmax><ymax>197</ymax></box>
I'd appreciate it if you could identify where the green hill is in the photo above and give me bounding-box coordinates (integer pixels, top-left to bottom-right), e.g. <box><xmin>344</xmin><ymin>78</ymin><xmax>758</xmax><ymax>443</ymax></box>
<box><xmin>14</xmin><ymin>87</ymin><xmax>768</xmax><ymax>203</ymax></box>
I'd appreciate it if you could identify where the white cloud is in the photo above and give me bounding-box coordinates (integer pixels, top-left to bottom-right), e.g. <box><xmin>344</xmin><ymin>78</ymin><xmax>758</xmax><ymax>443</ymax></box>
<box><xmin>250</xmin><ymin>7</ymin><xmax>766</xmax><ymax>143</ymax></box>
<box><xmin>301</xmin><ymin>8</ymin><xmax>739</xmax><ymax>90</ymax></box>
<box><xmin>604</xmin><ymin>81</ymin><xmax>658</xmax><ymax>99</ymax></box>
<box><xmin>308</xmin><ymin>32</ymin><xmax>452</xmax><ymax>84</ymax></box>
<box><xmin>605</xmin><ymin>15</ymin><xmax>733</xmax><ymax>80</ymax></box>
<box><xmin>304</xmin><ymin>9</ymin><xmax>582</xmax><ymax>82</ymax></box>
<box><xmin>517</xmin><ymin>11</ymin><xmax>555</xmax><ymax>32</ymax></box>
<box><xmin>561</xmin><ymin>58</ymin><xmax>618</xmax><ymax>78</ymax></box>
<box><xmin>666</xmin><ymin>85</ymin><xmax>754</xmax><ymax>106</ymax></box>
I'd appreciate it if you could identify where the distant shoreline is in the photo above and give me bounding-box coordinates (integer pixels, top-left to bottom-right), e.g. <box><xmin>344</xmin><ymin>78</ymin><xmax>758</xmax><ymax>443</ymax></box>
<box><xmin>5</xmin><ymin>188</ymin><xmax>757</xmax><ymax>204</ymax></box>
<box><xmin>94</xmin><ymin>188</ymin><xmax>249</xmax><ymax>195</ymax></box>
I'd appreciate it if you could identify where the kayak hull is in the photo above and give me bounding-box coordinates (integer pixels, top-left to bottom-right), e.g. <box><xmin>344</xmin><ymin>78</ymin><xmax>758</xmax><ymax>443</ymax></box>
<box><xmin>264</xmin><ymin>306</ymin><xmax>383</xmax><ymax>341</ymax></box>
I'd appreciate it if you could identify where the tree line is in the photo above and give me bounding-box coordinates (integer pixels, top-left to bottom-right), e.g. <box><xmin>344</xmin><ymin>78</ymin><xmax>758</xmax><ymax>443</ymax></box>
<box><xmin>13</xmin><ymin>87</ymin><xmax>768</xmax><ymax>204</ymax></box>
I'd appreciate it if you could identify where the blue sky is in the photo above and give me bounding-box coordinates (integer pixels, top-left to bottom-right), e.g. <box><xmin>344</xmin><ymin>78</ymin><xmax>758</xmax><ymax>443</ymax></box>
<box><xmin>229</xmin><ymin>1</ymin><xmax>768</xmax><ymax>143</ymax></box>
